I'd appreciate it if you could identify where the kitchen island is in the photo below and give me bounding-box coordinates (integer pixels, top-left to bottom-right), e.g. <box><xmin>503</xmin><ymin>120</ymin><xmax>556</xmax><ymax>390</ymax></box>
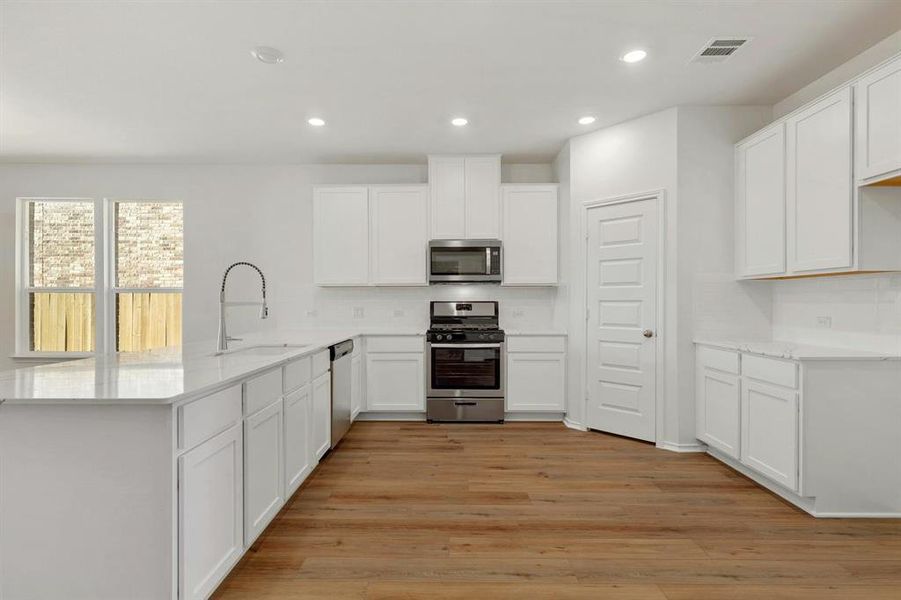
<box><xmin>0</xmin><ymin>331</ymin><xmax>360</xmax><ymax>600</ymax></box>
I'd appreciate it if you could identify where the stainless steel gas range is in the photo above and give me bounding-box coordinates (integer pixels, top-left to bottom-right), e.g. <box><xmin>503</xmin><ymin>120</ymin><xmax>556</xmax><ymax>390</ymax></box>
<box><xmin>426</xmin><ymin>301</ymin><xmax>505</xmax><ymax>423</ymax></box>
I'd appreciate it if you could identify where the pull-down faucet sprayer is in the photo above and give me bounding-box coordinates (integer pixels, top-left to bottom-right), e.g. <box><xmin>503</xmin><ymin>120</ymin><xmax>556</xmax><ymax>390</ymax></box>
<box><xmin>217</xmin><ymin>262</ymin><xmax>268</xmax><ymax>352</ymax></box>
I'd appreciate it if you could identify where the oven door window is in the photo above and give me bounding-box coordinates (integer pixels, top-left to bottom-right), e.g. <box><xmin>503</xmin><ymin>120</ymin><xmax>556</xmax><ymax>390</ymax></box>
<box><xmin>430</xmin><ymin>247</ymin><xmax>488</xmax><ymax>275</ymax></box>
<box><xmin>431</xmin><ymin>346</ymin><xmax>501</xmax><ymax>390</ymax></box>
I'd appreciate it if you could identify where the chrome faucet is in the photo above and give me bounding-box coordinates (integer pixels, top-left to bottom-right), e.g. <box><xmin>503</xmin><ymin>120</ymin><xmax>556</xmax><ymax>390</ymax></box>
<box><xmin>218</xmin><ymin>262</ymin><xmax>269</xmax><ymax>352</ymax></box>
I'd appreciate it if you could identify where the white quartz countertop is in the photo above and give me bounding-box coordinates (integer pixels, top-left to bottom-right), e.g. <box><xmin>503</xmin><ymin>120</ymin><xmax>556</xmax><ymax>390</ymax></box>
<box><xmin>694</xmin><ymin>339</ymin><xmax>901</xmax><ymax>361</ymax></box>
<box><xmin>0</xmin><ymin>329</ymin><xmax>379</xmax><ymax>405</ymax></box>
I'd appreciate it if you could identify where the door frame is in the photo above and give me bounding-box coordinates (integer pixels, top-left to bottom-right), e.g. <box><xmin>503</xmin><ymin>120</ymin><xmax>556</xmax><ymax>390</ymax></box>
<box><xmin>580</xmin><ymin>190</ymin><xmax>667</xmax><ymax>444</ymax></box>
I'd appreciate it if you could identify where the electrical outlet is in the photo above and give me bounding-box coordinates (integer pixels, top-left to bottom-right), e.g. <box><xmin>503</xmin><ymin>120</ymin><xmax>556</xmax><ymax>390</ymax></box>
<box><xmin>816</xmin><ymin>316</ymin><xmax>832</xmax><ymax>328</ymax></box>
<box><xmin>353</xmin><ymin>307</ymin><xmax>365</xmax><ymax>319</ymax></box>
<box><xmin>393</xmin><ymin>309</ymin><xmax>405</xmax><ymax>317</ymax></box>
<box><xmin>305</xmin><ymin>309</ymin><xmax>318</xmax><ymax>318</ymax></box>
<box><xmin>512</xmin><ymin>309</ymin><xmax>525</xmax><ymax>318</ymax></box>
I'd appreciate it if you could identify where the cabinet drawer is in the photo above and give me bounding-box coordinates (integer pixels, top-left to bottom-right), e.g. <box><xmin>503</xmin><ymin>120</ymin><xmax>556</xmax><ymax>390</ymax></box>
<box><xmin>244</xmin><ymin>368</ymin><xmax>283</xmax><ymax>416</ymax></box>
<box><xmin>284</xmin><ymin>357</ymin><xmax>311</xmax><ymax>393</ymax></box>
<box><xmin>312</xmin><ymin>349</ymin><xmax>330</xmax><ymax>378</ymax></box>
<box><xmin>366</xmin><ymin>336</ymin><xmax>424</xmax><ymax>353</ymax></box>
<box><xmin>742</xmin><ymin>354</ymin><xmax>798</xmax><ymax>389</ymax></box>
<box><xmin>506</xmin><ymin>335</ymin><xmax>565</xmax><ymax>353</ymax></box>
<box><xmin>178</xmin><ymin>385</ymin><xmax>242</xmax><ymax>451</ymax></box>
<box><xmin>697</xmin><ymin>346</ymin><xmax>739</xmax><ymax>375</ymax></box>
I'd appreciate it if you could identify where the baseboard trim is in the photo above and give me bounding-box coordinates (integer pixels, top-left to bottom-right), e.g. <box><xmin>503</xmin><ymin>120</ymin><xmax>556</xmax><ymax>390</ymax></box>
<box><xmin>563</xmin><ymin>418</ymin><xmax>588</xmax><ymax>431</ymax></box>
<box><xmin>505</xmin><ymin>412</ymin><xmax>565</xmax><ymax>422</ymax></box>
<box><xmin>355</xmin><ymin>411</ymin><xmax>426</xmax><ymax>421</ymax></box>
<box><xmin>657</xmin><ymin>441</ymin><xmax>707</xmax><ymax>453</ymax></box>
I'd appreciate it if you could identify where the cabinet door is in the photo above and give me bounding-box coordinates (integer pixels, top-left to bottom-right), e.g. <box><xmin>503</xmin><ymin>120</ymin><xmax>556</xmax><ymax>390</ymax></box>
<box><xmin>741</xmin><ymin>379</ymin><xmax>799</xmax><ymax>491</ymax></box>
<box><xmin>365</xmin><ymin>352</ymin><xmax>424</xmax><ymax>411</ymax></box>
<box><xmin>786</xmin><ymin>88</ymin><xmax>853</xmax><ymax>273</ymax></box>
<box><xmin>855</xmin><ymin>57</ymin><xmax>901</xmax><ymax>181</ymax></box>
<box><xmin>351</xmin><ymin>353</ymin><xmax>362</xmax><ymax>419</ymax></box>
<box><xmin>464</xmin><ymin>155</ymin><xmax>501</xmax><ymax>239</ymax></box>
<box><xmin>311</xmin><ymin>371</ymin><xmax>332</xmax><ymax>460</ymax></box>
<box><xmin>284</xmin><ymin>384</ymin><xmax>312</xmax><ymax>496</ymax></box>
<box><xmin>429</xmin><ymin>156</ymin><xmax>466</xmax><ymax>239</ymax></box>
<box><xmin>735</xmin><ymin>124</ymin><xmax>786</xmax><ymax>277</ymax></box>
<box><xmin>314</xmin><ymin>186</ymin><xmax>369</xmax><ymax>285</ymax></box>
<box><xmin>506</xmin><ymin>352</ymin><xmax>565</xmax><ymax>412</ymax></box>
<box><xmin>370</xmin><ymin>186</ymin><xmax>428</xmax><ymax>285</ymax></box>
<box><xmin>501</xmin><ymin>185</ymin><xmax>558</xmax><ymax>285</ymax></box>
<box><xmin>695</xmin><ymin>368</ymin><xmax>741</xmax><ymax>459</ymax></box>
<box><xmin>244</xmin><ymin>399</ymin><xmax>285</xmax><ymax>545</ymax></box>
<box><xmin>179</xmin><ymin>424</ymin><xmax>243</xmax><ymax>600</ymax></box>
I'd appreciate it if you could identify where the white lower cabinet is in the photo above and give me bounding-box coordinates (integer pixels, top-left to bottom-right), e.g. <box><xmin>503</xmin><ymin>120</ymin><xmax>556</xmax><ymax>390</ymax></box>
<box><xmin>366</xmin><ymin>352</ymin><xmax>424</xmax><ymax>411</ymax></box>
<box><xmin>178</xmin><ymin>424</ymin><xmax>243</xmax><ymax>600</ymax></box>
<box><xmin>505</xmin><ymin>336</ymin><xmax>566</xmax><ymax>411</ymax></box>
<box><xmin>311</xmin><ymin>371</ymin><xmax>332</xmax><ymax>460</ymax></box>
<box><xmin>244</xmin><ymin>399</ymin><xmax>285</xmax><ymax>545</ymax></box>
<box><xmin>284</xmin><ymin>384</ymin><xmax>312</xmax><ymax>496</ymax></box>
<box><xmin>696</xmin><ymin>369</ymin><xmax>741</xmax><ymax>459</ymax></box>
<box><xmin>694</xmin><ymin>348</ymin><xmax>741</xmax><ymax>460</ymax></box>
<box><xmin>741</xmin><ymin>378</ymin><xmax>799</xmax><ymax>492</ymax></box>
<box><xmin>695</xmin><ymin>347</ymin><xmax>800</xmax><ymax>492</ymax></box>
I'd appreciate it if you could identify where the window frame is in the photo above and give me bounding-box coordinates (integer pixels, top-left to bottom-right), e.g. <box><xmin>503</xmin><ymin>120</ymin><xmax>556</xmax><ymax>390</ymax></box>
<box><xmin>15</xmin><ymin>197</ymin><xmax>183</xmax><ymax>358</ymax></box>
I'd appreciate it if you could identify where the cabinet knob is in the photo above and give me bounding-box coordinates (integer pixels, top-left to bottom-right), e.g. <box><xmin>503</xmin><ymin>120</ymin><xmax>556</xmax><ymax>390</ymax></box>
<box><xmin>642</xmin><ymin>329</ymin><xmax>654</xmax><ymax>338</ymax></box>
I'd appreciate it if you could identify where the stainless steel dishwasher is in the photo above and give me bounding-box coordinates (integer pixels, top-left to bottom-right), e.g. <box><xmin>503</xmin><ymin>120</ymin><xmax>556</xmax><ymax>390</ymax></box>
<box><xmin>329</xmin><ymin>339</ymin><xmax>354</xmax><ymax>448</ymax></box>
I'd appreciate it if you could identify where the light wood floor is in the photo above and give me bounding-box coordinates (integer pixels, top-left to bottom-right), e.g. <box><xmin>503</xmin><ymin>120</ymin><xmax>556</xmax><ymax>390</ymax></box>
<box><xmin>212</xmin><ymin>422</ymin><xmax>901</xmax><ymax>600</ymax></box>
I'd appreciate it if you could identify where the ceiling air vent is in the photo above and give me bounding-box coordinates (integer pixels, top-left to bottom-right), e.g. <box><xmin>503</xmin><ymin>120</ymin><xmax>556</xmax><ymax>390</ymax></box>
<box><xmin>691</xmin><ymin>38</ymin><xmax>751</xmax><ymax>63</ymax></box>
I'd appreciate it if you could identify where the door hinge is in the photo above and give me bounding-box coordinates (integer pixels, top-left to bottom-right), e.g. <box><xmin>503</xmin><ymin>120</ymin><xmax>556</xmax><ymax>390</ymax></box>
<box><xmin>585</xmin><ymin>307</ymin><xmax>590</xmax><ymax>321</ymax></box>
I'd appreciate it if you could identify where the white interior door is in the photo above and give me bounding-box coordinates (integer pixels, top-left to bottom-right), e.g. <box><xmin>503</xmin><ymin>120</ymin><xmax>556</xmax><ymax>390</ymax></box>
<box><xmin>585</xmin><ymin>198</ymin><xmax>658</xmax><ymax>442</ymax></box>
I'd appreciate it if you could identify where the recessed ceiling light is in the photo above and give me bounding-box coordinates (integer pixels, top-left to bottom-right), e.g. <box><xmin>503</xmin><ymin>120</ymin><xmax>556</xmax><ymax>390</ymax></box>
<box><xmin>578</xmin><ymin>116</ymin><xmax>596</xmax><ymax>125</ymax></box>
<box><xmin>451</xmin><ymin>117</ymin><xmax>469</xmax><ymax>127</ymax></box>
<box><xmin>251</xmin><ymin>46</ymin><xmax>285</xmax><ymax>64</ymax></box>
<box><xmin>308</xmin><ymin>117</ymin><xmax>325</xmax><ymax>127</ymax></box>
<box><xmin>621</xmin><ymin>49</ymin><xmax>647</xmax><ymax>63</ymax></box>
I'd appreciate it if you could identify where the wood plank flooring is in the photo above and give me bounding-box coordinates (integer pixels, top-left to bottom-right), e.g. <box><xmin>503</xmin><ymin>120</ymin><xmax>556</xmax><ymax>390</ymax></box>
<box><xmin>212</xmin><ymin>422</ymin><xmax>901</xmax><ymax>599</ymax></box>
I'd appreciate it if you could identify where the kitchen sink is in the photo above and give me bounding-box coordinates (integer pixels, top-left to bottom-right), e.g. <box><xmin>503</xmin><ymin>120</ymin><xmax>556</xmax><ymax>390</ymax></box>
<box><xmin>212</xmin><ymin>343</ymin><xmax>310</xmax><ymax>357</ymax></box>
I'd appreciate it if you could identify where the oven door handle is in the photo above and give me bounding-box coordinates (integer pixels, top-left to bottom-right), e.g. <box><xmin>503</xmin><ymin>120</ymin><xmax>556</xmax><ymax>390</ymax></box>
<box><xmin>429</xmin><ymin>343</ymin><xmax>502</xmax><ymax>349</ymax></box>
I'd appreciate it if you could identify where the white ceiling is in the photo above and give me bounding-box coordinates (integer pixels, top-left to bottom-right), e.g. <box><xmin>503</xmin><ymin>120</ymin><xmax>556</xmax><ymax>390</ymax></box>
<box><xmin>2</xmin><ymin>0</ymin><xmax>900</xmax><ymax>164</ymax></box>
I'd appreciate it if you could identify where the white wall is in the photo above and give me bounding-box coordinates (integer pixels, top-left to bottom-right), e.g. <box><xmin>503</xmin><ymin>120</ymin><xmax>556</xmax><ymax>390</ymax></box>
<box><xmin>0</xmin><ymin>163</ymin><xmax>558</xmax><ymax>372</ymax></box>
<box><xmin>562</xmin><ymin>105</ymin><xmax>772</xmax><ymax>447</ymax></box>
<box><xmin>565</xmin><ymin>107</ymin><xmax>679</xmax><ymax>438</ymax></box>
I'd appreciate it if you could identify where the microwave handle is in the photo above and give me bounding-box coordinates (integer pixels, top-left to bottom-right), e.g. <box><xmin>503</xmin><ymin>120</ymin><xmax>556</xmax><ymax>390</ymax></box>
<box><xmin>485</xmin><ymin>248</ymin><xmax>491</xmax><ymax>275</ymax></box>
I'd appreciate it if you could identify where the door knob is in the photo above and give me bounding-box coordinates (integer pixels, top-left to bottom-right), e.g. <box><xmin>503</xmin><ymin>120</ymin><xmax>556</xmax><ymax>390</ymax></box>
<box><xmin>642</xmin><ymin>329</ymin><xmax>654</xmax><ymax>338</ymax></box>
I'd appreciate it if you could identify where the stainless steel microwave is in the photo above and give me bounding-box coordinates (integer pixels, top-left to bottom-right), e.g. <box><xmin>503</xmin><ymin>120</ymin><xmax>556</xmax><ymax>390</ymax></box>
<box><xmin>428</xmin><ymin>239</ymin><xmax>502</xmax><ymax>284</ymax></box>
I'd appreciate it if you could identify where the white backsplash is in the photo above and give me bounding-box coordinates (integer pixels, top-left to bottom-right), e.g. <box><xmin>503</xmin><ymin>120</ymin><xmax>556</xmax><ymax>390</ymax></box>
<box><xmin>772</xmin><ymin>273</ymin><xmax>901</xmax><ymax>354</ymax></box>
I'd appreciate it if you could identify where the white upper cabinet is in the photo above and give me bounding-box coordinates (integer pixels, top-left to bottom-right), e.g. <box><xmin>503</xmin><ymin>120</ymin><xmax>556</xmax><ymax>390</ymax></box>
<box><xmin>429</xmin><ymin>154</ymin><xmax>501</xmax><ymax>240</ymax></box>
<box><xmin>500</xmin><ymin>185</ymin><xmax>558</xmax><ymax>285</ymax></box>
<box><xmin>735</xmin><ymin>123</ymin><xmax>786</xmax><ymax>278</ymax></box>
<box><xmin>464</xmin><ymin>156</ymin><xmax>502</xmax><ymax>239</ymax></box>
<box><xmin>314</xmin><ymin>186</ymin><xmax>369</xmax><ymax>286</ymax></box>
<box><xmin>786</xmin><ymin>88</ymin><xmax>853</xmax><ymax>274</ymax></box>
<box><xmin>369</xmin><ymin>185</ymin><xmax>428</xmax><ymax>285</ymax></box>
<box><xmin>429</xmin><ymin>156</ymin><xmax>466</xmax><ymax>239</ymax></box>
<box><xmin>855</xmin><ymin>56</ymin><xmax>901</xmax><ymax>183</ymax></box>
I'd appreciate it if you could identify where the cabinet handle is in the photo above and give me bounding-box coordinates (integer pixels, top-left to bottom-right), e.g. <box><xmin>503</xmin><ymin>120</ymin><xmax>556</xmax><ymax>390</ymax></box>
<box><xmin>643</xmin><ymin>329</ymin><xmax>654</xmax><ymax>338</ymax></box>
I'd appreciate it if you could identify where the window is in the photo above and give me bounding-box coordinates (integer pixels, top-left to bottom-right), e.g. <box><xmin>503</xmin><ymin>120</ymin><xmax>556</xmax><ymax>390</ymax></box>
<box><xmin>17</xmin><ymin>198</ymin><xmax>183</xmax><ymax>356</ymax></box>
<box><xmin>23</xmin><ymin>199</ymin><xmax>97</xmax><ymax>353</ymax></box>
<box><xmin>113</xmin><ymin>201</ymin><xmax>183</xmax><ymax>352</ymax></box>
